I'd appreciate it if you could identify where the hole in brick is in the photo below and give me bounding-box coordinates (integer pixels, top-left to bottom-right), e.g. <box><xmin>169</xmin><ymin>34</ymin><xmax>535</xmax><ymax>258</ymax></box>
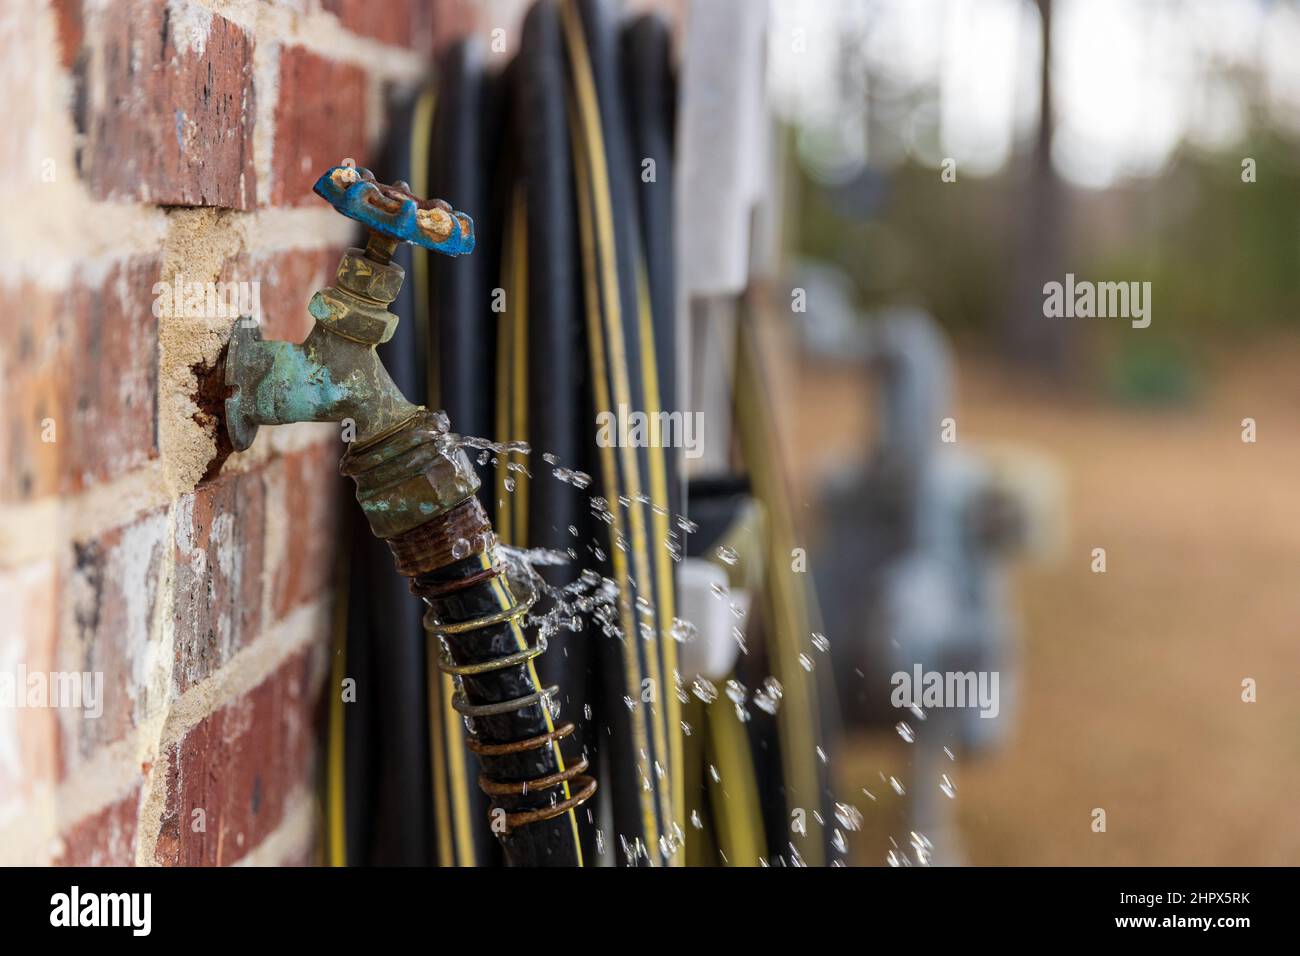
<box><xmin>191</xmin><ymin>353</ymin><xmax>234</xmax><ymax>483</ymax></box>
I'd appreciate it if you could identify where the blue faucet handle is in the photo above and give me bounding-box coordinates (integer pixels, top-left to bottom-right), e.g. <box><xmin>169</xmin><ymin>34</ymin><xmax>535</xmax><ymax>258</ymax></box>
<box><xmin>313</xmin><ymin>164</ymin><xmax>476</xmax><ymax>257</ymax></box>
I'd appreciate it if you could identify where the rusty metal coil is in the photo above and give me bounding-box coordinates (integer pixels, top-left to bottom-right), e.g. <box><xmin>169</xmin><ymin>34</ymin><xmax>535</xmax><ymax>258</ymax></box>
<box><xmin>465</xmin><ymin>721</ymin><xmax>577</xmax><ymax>756</ymax></box>
<box><xmin>491</xmin><ymin>775</ymin><xmax>599</xmax><ymax>831</ymax></box>
<box><xmin>451</xmin><ymin>684</ymin><xmax>559</xmax><ymax>718</ymax></box>
<box><xmin>387</xmin><ymin>496</ymin><xmax>494</xmax><ymax>576</ymax></box>
<box><xmin>422</xmin><ymin>583</ymin><xmax>537</xmax><ymax>637</ymax></box>
<box><xmin>410</xmin><ymin>562</ymin><xmax>504</xmax><ymax>599</ymax></box>
<box><xmin>435</xmin><ymin>635</ymin><xmax>548</xmax><ymax>676</ymax></box>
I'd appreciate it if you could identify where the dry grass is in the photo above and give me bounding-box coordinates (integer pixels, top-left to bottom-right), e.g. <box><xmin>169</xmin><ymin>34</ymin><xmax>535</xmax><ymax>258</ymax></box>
<box><xmin>784</xmin><ymin>333</ymin><xmax>1300</xmax><ymax>865</ymax></box>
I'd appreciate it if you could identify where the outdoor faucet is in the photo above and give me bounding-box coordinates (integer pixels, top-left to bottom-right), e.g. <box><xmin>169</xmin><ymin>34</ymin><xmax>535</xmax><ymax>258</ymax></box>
<box><xmin>221</xmin><ymin>164</ymin><xmax>595</xmax><ymax>867</ymax></box>
<box><xmin>224</xmin><ymin>165</ymin><xmax>472</xmax><ymax>451</ymax></box>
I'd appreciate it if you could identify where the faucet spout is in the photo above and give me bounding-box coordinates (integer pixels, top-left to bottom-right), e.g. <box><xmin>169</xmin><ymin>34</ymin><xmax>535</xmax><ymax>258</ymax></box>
<box><xmin>224</xmin><ymin>245</ymin><xmax>419</xmax><ymax>450</ymax></box>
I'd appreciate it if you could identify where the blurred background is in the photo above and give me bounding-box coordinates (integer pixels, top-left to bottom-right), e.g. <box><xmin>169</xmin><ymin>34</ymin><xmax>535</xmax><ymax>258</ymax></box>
<box><xmin>763</xmin><ymin>0</ymin><xmax>1300</xmax><ymax>864</ymax></box>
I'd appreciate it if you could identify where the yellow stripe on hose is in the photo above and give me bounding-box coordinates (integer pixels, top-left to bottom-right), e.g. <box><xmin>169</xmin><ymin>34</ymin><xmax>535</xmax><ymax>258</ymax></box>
<box><xmin>705</xmin><ymin>694</ymin><xmax>767</xmax><ymax>867</ymax></box>
<box><xmin>735</xmin><ymin>330</ymin><xmax>826</xmax><ymax>867</ymax></box>
<box><xmin>426</xmin><ymin>646</ymin><xmax>455</xmax><ymax>868</ymax></box>
<box><xmin>634</xmin><ymin>259</ymin><xmax>685</xmax><ymax>841</ymax></box>
<box><xmin>414</xmin><ymin>86</ymin><xmax>473</xmax><ymax>867</ymax></box>
<box><xmin>564</xmin><ymin>96</ymin><xmax>657</xmax><ymax>862</ymax></box>
<box><xmin>561</xmin><ymin>0</ymin><xmax>677</xmax><ymax>863</ymax></box>
<box><xmin>495</xmin><ymin>207</ymin><xmax>514</xmax><ymax>541</ymax></box>
<box><xmin>412</xmin><ymin>88</ymin><xmax>436</xmax><ymax>410</ymax></box>
<box><xmin>485</xmin><ymin>552</ymin><xmax>584</xmax><ymax>863</ymax></box>
<box><xmin>511</xmin><ymin>194</ymin><xmax>530</xmax><ymax>544</ymax></box>
<box><xmin>444</xmin><ymin>669</ymin><xmax>477</xmax><ymax>866</ymax></box>
<box><xmin>326</xmin><ymin>561</ymin><xmax>348</xmax><ymax>867</ymax></box>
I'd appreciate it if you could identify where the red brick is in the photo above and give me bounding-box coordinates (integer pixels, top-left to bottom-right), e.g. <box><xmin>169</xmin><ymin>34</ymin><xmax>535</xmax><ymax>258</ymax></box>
<box><xmin>322</xmin><ymin>0</ymin><xmax>435</xmax><ymax>52</ymax></box>
<box><xmin>0</xmin><ymin>259</ymin><xmax>159</xmax><ymax>504</ymax></box>
<box><xmin>0</xmin><ymin>560</ymin><xmax>62</xmax><ymax>814</ymax></box>
<box><xmin>52</xmin><ymin>0</ymin><xmax>84</xmax><ymax>68</ymax></box>
<box><xmin>153</xmin><ymin>647</ymin><xmax>321</xmax><ymax>866</ymax></box>
<box><xmin>219</xmin><ymin>246</ymin><xmax>346</xmax><ymax>342</ymax></box>
<box><xmin>272</xmin><ymin>47</ymin><xmax>368</xmax><ymax>205</ymax></box>
<box><xmin>267</xmin><ymin>442</ymin><xmax>344</xmax><ymax>622</ymax></box>
<box><xmin>82</xmin><ymin>0</ymin><xmax>256</xmax><ymax>209</ymax></box>
<box><xmin>52</xmin><ymin>785</ymin><xmax>141</xmax><ymax>866</ymax></box>
<box><xmin>59</xmin><ymin>508</ymin><xmax>169</xmax><ymax>771</ymax></box>
<box><xmin>172</xmin><ymin>468</ymin><xmax>266</xmax><ymax>694</ymax></box>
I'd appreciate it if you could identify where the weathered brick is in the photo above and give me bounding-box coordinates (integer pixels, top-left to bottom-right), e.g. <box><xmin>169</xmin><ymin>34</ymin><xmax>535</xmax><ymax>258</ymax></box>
<box><xmin>52</xmin><ymin>0</ymin><xmax>84</xmax><ymax>68</ymax></box>
<box><xmin>59</xmin><ymin>508</ymin><xmax>169</xmax><ymax>771</ymax></box>
<box><xmin>219</xmin><ymin>247</ymin><xmax>346</xmax><ymax>342</ymax></box>
<box><xmin>82</xmin><ymin>0</ymin><xmax>256</xmax><ymax>209</ymax></box>
<box><xmin>272</xmin><ymin>47</ymin><xmax>368</xmax><ymax>205</ymax></box>
<box><xmin>322</xmin><ymin>0</ymin><xmax>435</xmax><ymax>52</ymax></box>
<box><xmin>172</xmin><ymin>468</ymin><xmax>266</xmax><ymax>694</ymax></box>
<box><xmin>0</xmin><ymin>559</ymin><xmax>61</xmax><ymax>816</ymax></box>
<box><xmin>0</xmin><ymin>259</ymin><xmax>160</xmax><ymax>504</ymax></box>
<box><xmin>153</xmin><ymin>646</ymin><xmax>322</xmax><ymax>866</ymax></box>
<box><xmin>267</xmin><ymin>443</ymin><xmax>344</xmax><ymax>622</ymax></box>
<box><xmin>52</xmin><ymin>784</ymin><xmax>141</xmax><ymax>866</ymax></box>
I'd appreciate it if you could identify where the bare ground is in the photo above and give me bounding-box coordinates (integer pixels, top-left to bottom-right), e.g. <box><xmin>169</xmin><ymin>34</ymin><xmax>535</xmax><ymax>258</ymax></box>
<box><xmin>784</xmin><ymin>334</ymin><xmax>1300</xmax><ymax>865</ymax></box>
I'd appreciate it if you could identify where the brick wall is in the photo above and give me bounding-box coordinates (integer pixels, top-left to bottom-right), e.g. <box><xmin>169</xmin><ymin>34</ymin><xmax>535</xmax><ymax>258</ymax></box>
<box><xmin>0</xmin><ymin>0</ymin><xmax>476</xmax><ymax>866</ymax></box>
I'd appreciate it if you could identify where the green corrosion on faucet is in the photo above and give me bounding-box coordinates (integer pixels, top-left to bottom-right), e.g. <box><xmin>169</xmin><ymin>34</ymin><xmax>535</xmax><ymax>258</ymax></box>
<box><xmin>224</xmin><ymin>236</ymin><xmax>420</xmax><ymax>450</ymax></box>
<box><xmin>224</xmin><ymin>164</ymin><xmax>475</xmax><ymax>451</ymax></box>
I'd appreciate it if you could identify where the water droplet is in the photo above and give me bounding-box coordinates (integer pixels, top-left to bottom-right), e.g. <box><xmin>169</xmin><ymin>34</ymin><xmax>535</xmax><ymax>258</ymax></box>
<box><xmin>798</xmin><ymin>653</ymin><xmax>814</xmax><ymax>672</ymax></box>
<box><xmin>811</xmin><ymin>631</ymin><xmax>829</xmax><ymax>653</ymax></box>
<box><xmin>452</xmin><ymin>538</ymin><xmax>470</xmax><ymax>559</ymax></box>
<box><xmin>910</xmin><ymin>831</ymin><xmax>933</xmax><ymax>866</ymax></box>
<box><xmin>553</xmin><ymin>467</ymin><xmax>592</xmax><ymax>489</ymax></box>
<box><xmin>940</xmin><ymin>774</ymin><xmax>956</xmax><ymax>799</ymax></box>
<box><xmin>835</xmin><ymin>802</ymin><xmax>863</xmax><ymax>832</ymax></box>
<box><xmin>715</xmin><ymin>545</ymin><xmax>738</xmax><ymax>566</ymax></box>
<box><xmin>753</xmin><ymin>676</ymin><xmax>783</xmax><ymax>714</ymax></box>
<box><xmin>889</xmin><ymin>776</ymin><xmax>905</xmax><ymax>796</ymax></box>
<box><xmin>724</xmin><ymin>679</ymin><xmax>747</xmax><ymax>707</ymax></box>
<box><xmin>692</xmin><ymin>677</ymin><xmax>718</xmax><ymax>703</ymax></box>
<box><xmin>896</xmin><ymin>721</ymin><xmax>915</xmax><ymax>743</ymax></box>
<box><xmin>670</xmin><ymin>617</ymin><xmax>697</xmax><ymax>643</ymax></box>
